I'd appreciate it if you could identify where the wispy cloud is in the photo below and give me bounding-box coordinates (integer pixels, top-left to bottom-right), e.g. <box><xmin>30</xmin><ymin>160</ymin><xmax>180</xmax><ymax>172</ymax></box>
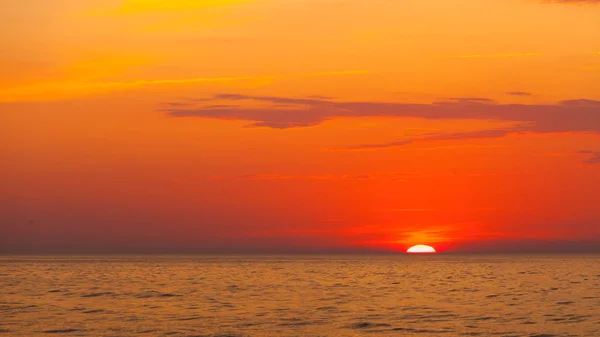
<box><xmin>122</xmin><ymin>70</ymin><xmax>366</xmax><ymax>87</ymax></box>
<box><xmin>542</xmin><ymin>0</ymin><xmax>600</xmax><ymax>4</ymax></box>
<box><xmin>165</xmin><ymin>95</ymin><xmax>600</xmax><ymax>144</ymax></box>
<box><xmin>341</xmin><ymin>140</ymin><xmax>413</xmax><ymax>150</ymax></box>
<box><xmin>506</xmin><ymin>91</ymin><xmax>533</xmax><ymax>96</ymax></box>
<box><xmin>577</xmin><ymin>150</ymin><xmax>600</xmax><ymax>165</ymax></box>
<box><xmin>0</xmin><ymin>76</ymin><xmax>272</xmax><ymax>102</ymax></box>
<box><xmin>1</xmin><ymin>70</ymin><xmax>367</xmax><ymax>102</ymax></box>
<box><xmin>578</xmin><ymin>66</ymin><xmax>600</xmax><ymax>71</ymax></box>
<box><xmin>434</xmin><ymin>53</ymin><xmax>542</xmax><ymax>59</ymax></box>
<box><xmin>109</xmin><ymin>0</ymin><xmax>257</xmax><ymax>14</ymax></box>
<box><xmin>86</xmin><ymin>0</ymin><xmax>262</xmax><ymax>32</ymax></box>
<box><xmin>211</xmin><ymin>172</ymin><xmax>415</xmax><ymax>182</ymax></box>
<box><xmin>335</xmin><ymin>130</ymin><xmax>517</xmax><ymax>151</ymax></box>
<box><xmin>103</xmin><ymin>75</ymin><xmax>272</xmax><ymax>87</ymax></box>
<box><xmin>422</xmin><ymin>129</ymin><xmax>518</xmax><ymax>141</ymax></box>
<box><xmin>215</xmin><ymin>173</ymin><xmax>372</xmax><ymax>181</ymax></box>
<box><xmin>303</xmin><ymin>70</ymin><xmax>369</xmax><ymax>77</ymax></box>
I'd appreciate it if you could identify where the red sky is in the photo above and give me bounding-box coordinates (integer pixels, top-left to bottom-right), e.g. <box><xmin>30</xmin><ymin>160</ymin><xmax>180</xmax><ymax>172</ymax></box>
<box><xmin>1</xmin><ymin>0</ymin><xmax>599</xmax><ymax>253</ymax></box>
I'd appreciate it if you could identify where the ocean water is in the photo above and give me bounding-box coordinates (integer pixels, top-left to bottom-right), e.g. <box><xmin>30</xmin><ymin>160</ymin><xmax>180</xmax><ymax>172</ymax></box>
<box><xmin>1</xmin><ymin>255</ymin><xmax>599</xmax><ymax>336</ymax></box>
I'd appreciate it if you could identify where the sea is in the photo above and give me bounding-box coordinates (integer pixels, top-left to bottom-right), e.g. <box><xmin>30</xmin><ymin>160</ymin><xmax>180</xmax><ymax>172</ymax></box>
<box><xmin>1</xmin><ymin>255</ymin><xmax>599</xmax><ymax>336</ymax></box>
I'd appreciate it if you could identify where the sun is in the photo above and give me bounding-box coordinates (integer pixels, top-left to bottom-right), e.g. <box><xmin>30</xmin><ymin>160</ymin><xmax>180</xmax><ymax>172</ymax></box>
<box><xmin>406</xmin><ymin>244</ymin><xmax>436</xmax><ymax>254</ymax></box>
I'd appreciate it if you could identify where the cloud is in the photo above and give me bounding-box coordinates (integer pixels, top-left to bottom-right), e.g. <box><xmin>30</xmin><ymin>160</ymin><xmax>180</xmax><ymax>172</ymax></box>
<box><xmin>109</xmin><ymin>76</ymin><xmax>270</xmax><ymax>86</ymax></box>
<box><xmin>214</xmin><ymin>93</ymin><xmax>327</xmax><ymax>105</ymax></box>
<box><xmin>227</xmin><ymin>173</ymin><xmax>372</xmax><ymax>181</ymax></box>
<box><xmin>542</xmin><ymin>0</ymin><xmax>600</xmax><ymax>4</ymax></box>
<box><xmin>304</xmin><ymin>70</ymin><xmax>369</xmax><ymax>77</ymax></box>
<box><xmin>434</xmin><ymin>53</ymin><xmax>542</xmax><ymax>59</ymax></box>
<box><xmin>334</xmin><ymin>129</ymin><xmax>518</xmax><ymax>150</ymax></box>
<box><xmin>111</xmin><ymin>0</ymin><xmax>257</xmax><ymax>14</ymax></box>
<box><xmin>211</xmin><ymin>172</ymin><xmax>415</xmax><ymax>181</ymax></box>
<box><xmin>443</xmin><ymin>97</ymin><xmax>496</xmax><ymax>103</ymax></box>
<box><xmin>342</xmin><ymin>140</ymin><xmax>413</xmax><ymax>150</ymax></box>
<box><xmin>88</xmin><ymin>69</ymin><xmax>367</xmax><ymax>90</ymax></box>
<box><xmin>425</xmin><ymin>129</ymin><xmax>518</xmax><ymax>141</ymax></box>
<box><xmin>506</xmin><ymin>91</ymin><xmax>533</xmax><ymax>96</ymax></box>
<box><xmin>1</xmin><ymin>76</ymin><xmax>274</xmax><ymax>102</ymax></box>
<box><xmin>1</xmin><ymin>70</ymin><xmax>366</xmax><ymax>102</ymax></box>
<box><xmin>164</xmin><ymin>95</ymin><xmax>600</xmax><ymax>145</ymax></box>
<box><xmin>577</xmin><ymin>150</ymin><xmax>600</xmax><ymax>165</ymax></box>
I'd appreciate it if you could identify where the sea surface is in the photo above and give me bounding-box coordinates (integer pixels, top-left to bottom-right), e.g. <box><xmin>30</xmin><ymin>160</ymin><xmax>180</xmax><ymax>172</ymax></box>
<box><xmin>1</xmin><ymin>255</ymin><xmax>599</xmax><ymax>336</ymax></box>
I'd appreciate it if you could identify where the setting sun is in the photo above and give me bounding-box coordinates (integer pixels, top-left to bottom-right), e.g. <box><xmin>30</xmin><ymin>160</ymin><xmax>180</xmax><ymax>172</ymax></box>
<box><xmin>2</xmin><ymin>1</ymin><xmax>600</xmax><ymax>336</ymax></box>
<box><xmin>406</xmin><ymin>245</ymin><xmax>437</xmax><ymax>254</ymax></box>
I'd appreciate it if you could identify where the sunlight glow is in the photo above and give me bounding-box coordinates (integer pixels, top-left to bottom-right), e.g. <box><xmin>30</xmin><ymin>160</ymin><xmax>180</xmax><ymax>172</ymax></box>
<box><xmin>406</xmin><ymin>245</ymin><xmax>437</xmax><ymax>254</ymax></box>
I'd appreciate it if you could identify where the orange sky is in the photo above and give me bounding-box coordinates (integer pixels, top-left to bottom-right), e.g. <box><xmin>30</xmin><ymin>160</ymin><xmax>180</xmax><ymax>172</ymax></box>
<box><xmin>1</xmin><ymin>0</ymin><xmax>599</xmax><ymax>253</ymax></box>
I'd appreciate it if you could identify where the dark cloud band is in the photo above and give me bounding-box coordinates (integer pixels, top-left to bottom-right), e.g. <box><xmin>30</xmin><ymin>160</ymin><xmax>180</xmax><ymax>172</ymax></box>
<box><xmin>164</xmin><ymin>94</ymin><xmax>600</xmax><ymax>137</ymax></box>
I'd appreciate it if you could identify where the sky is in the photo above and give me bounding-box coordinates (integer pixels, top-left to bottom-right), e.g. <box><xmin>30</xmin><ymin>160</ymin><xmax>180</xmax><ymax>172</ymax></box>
<box><xmin>1</xmin><ymin>0</ymin><xmax>599</xmax><ymax>254</ymax></box>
